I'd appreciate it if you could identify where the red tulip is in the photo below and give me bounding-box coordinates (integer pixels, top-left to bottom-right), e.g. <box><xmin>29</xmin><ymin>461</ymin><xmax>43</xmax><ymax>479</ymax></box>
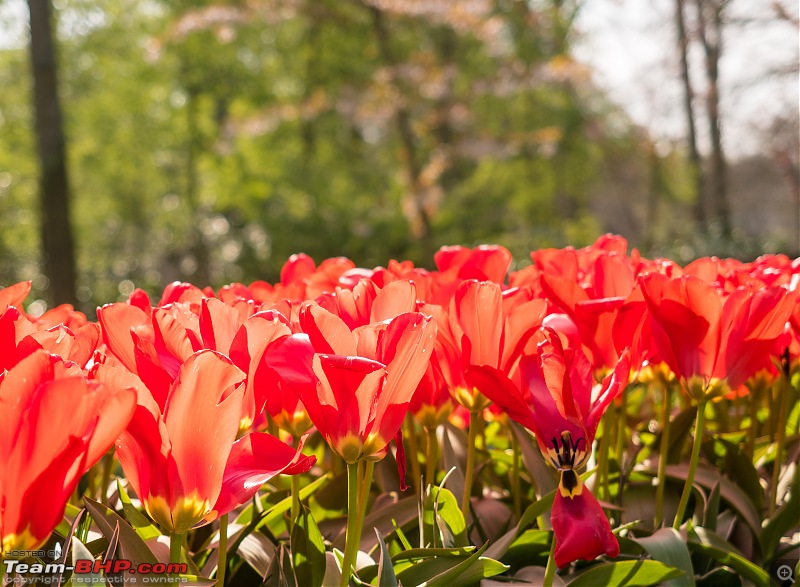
<box><xmin>640</xmin><ymin>273</ymin><xmax>797</xmax><ymax>391</ymax></box>
<box><xmin>473</xmin><ymin>328</ymin><xmax>629</xmax><ymax>567</ymax></box>
<box><xmin>298</xmin><ymin>305</ymin><xmax>436</xmax><ymax>464</ymax></box>
<box><xmin>0</xmin><ymin>350</ymin><xmax>135</xmax><ymax>553</ymax></box>
<box><xmin>93</xmin><ymin>350</ymin><xmax>314</xmax><ymax>533</ymax></box>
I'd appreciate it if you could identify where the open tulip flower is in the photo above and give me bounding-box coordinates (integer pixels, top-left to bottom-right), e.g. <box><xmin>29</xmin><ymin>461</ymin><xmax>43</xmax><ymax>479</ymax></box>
<box><xmin>298</xmin><ymin>304</ymin><xmax>436</xmax><ymax>464</ymax></box>
<box><xmin>93</xmin><ymin>349</ymin><xmax>314</xmax><ymax>534</ymax></box>
<box><xmin>0</xmin><ymin>350</ymin><xmax>136</xmax><ymax>554</ymax></box>
<box><xmin>474</xmin><ymin>327</ymin><xmax>630</xmax><ymax>568</ymax></box>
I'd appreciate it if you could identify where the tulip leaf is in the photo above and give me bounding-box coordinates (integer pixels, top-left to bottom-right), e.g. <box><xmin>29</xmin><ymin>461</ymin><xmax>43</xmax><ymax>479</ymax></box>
<box><xmin>251</xmin><ymin>472</ymin><xmax>330</xmax><ymax>529</ymax></box>
<box><xmin>663</xmin><ymin>464</ymin><xmax>760</xmax><ymax>536</ymax></box>
<box><xmin>83</xmin><ymin>497</ymin><xmax>158</xmax><ymax>565</ymax></box>
<box><xmin>701</xmin><ymin>438</ymin><xmax>763</xmax><ymax>512</ymax></box>
<box><xmin>500</xmin><ymin>529</ymin><xmax>551</xmax><ymax>570</ymax></box>
<box><xmin>440</xmin><ymin>424</ymin><xmax>466</xmax><ymax>506</ymax></box>
<box><xmin>760</xmin><ymin>465</ymin><xmax>799</xmax><ymax>562</ymax></box>
<box><xmin>375</xmin><ymin>528</ymin><xmax>398</xmax><ymax>587</ymax></box>
<box><xmin>567</xmin><ymin>560</ymin><xmax>684</xmax><ymax>586</ymax></box>
<box><xmin>395</xmin><ymin>542</ymin><xmax>507</xmax><ymax>587</ymax></box>
<box><xmin>423</xmin><ymin>485</ymin><xmax>468</xmax><ymax>548</ymax></box>
<box><xmin>263</xmin><ymin>543</ymin><xmax>297</xmax><ymax>587</ymax></box>
<box><xmin>666</xmin><ymin>406</ymin><xmax>699</xmax><ymax>464</ymax></box>
<box><xmin>290</xmin><ymin>505</ymin><xmax>326</xmax><ymax>587</ymax></box>
<box><xmin>117</xmin><ymin>480</ymin><xmax>161</xmax><ymax>540</ymax></box>
<box><xmin>65</xmin><ymin>536</ymin><xmax>107</xmax><ymax>587</ymax></box>
<box><xmin>632</xmin><ymin>528</ymin><xmax>696</xmax><ymax>587</ymax></box>
<box><xmin>332</xmin><ymin>496</ymin><xmax>418</xmax><ymax>551</ymax></box>
<box><xmin>392</xmin><ymin>546</ymin><xmax>475</xmax><ymax>561</ymax></box>
<box><xmin>511</xmin><ymin>422</ymin><xmax>558</xmax><ymax>499</ymax></box>
<box><xmin>686</xmin><ymin>526</ymin><xmax>770</xmax><ymax>587</ymax></box>
<box><xmin>702</xmin><ymin>481</ymin><xmax>721</xmax><ymax>533</ymax></box>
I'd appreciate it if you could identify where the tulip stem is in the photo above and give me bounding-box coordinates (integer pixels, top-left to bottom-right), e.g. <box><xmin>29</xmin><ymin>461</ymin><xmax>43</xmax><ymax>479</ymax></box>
<box><xmin>340</xmin><ymin>460</ymin><xmax>374</xmax><ymax>587</ymax></box>
<box><xmin>615</xmin><ymin>391</ymin><xmax>628</xmax><ymax>508</ymax></box>
<box><xmin>770</xmin><ymin>358</ymin><xmax>791</xmax><ymax>514</ymax></box>
<box><xmin>100</xmin><ymin>449</ymin><xmax>115</xmax><ymax>505</ymax></box>
<box><xmin>654</xmin><ymin>383</ymin><xmax>672</xmax><ymax>529</ymax></box>
<box><xmin>543</xmin><ymin>531</ymin><xmax>557</xmax><ymax>587</ymax></box>
<box><xmin>510</xmin><ymin>426</ymin><xmax>522</xmax><ymax>520</ymax></box>
<box><xmin>291</xmin><ymin>474</ymin><xmax>301</xmax><ymax>533</ymax></box>
<box><xmin>426</xmin><ymin>426</ymin><xmax>438</xmax><ymax>488</ymax></box>
<box><xmin>340</xmin><ymin>462</ymin><xmax>359</xmax><ymax>587</ymax></box>
<box><xmin>169</xmin><ymin>532</ymin><xmax>183</xmax><ymax>566</ymax></box>
<box><xmin>596</xmin><ymin>409</ymin><xmax>612</xmax><ymax>504</ymax></box>
<box><xmin>405</xmin><ymin>415</ymin><xmax>421</xmax><ymax>493</ymax></box>
<box><xmin>217</xmin><ymin>514</ymin><xmax>228</xmax><ymax>586</ymax></box>
<box><xmin>461</xmin><ymin>411</ymin><xmax>479</xmax><ymax>519</ymax></box>
<box><xmin>672</xmin><ymin>397</ymin><xmax>707</xmax><ymax>530</ymax></box>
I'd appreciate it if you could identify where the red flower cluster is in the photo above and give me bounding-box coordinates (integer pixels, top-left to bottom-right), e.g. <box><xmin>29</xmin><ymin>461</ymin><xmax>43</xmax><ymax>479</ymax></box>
<box><xmin>1</xmin><ymin>235</ymin><xmax>796</xmax><ymax>568</ymax></box>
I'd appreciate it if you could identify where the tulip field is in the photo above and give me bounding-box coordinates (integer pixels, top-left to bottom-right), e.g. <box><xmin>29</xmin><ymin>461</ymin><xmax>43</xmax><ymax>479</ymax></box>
<box><xmin>1</xmin><ymin>234</ymin><xmax>798</xmax><ymax>587</ymax></box>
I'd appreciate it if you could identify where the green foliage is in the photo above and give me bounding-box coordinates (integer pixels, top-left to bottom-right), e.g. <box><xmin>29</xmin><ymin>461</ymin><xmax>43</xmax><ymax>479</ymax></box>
<box><xmin>0</xmin><ymin>0</ymin><xmax>695</xmax><ymax>309</ymax></box>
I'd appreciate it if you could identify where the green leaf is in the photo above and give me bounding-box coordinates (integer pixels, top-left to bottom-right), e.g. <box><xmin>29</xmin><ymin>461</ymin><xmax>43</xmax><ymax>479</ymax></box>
<box><xmin>511</xmin><ymin>422</ymin><xmax>558</xmax><ymax>499</ymax></box>
<box><xmin>760</xmin><ymin>466</ymin><xmax>799</xmax><ymax>562</ymax></box>
<box><xmin>423</xmin><ymin>486</ymin><xmax>468</xmax><ymax>548</ymax></box>
<box><xmin>702</xmin><ymin>481</ymin><xmax>721</xmax><ymax>533</ymax></box>
<box><xmin>117</xmin><ymin>481</ymin><xmax>160</xmax><ymax>540</ymax></box>
<box><xmin>83</xmin><ymin>497</ymin><xmax>158</xmax><ymax>565</ymax></box>
<box><xmin>332</xmin><ymin>496</ymin><xmax>418</xmax><ymax>551</ymax></box>
<box><xmin>374</xmin><ymin>529</ymin><xmax>398</xmax><ymax>587</ymax></box>
<box><xmin>632</xmin><ymin>528</ymin><xmax>695</xmax><ymax>587</ymax></box>
<box><xmin>664</xmin><ymin>465</ymin><xmax>760</xmax><ymax>536</ymax></box>
<box><xmin>291</xmin><ymin>506</ymin><xmax>326</xmax><ymax>587</ymax></box>
<box><xmin>263</xmin><ymin>543</ymin><xmax>297</xmax><ymax>587</ymax></box>
<box><xmin>65</xmin><ymin>536</ymin><xmax>106</xmax><ymax>587</ymax></box>
<box><xmin>686</xmin><ymin>527</ymin><xmax>770</xmax><ymax>587</ymax></box>
<box><xmin>667</xmin><ymin>406</ymin><xmax>698</xmax><ymax>463</ymax></box>
<box><xmin>254</xmin><ymin>473</ymin><xmax>331</xmax><ymax>529</ymax></box>
<box><xmin>567</xmin><ymin>560</ymin><xmax>684</xmax><ymax>587</ymax></box>
<box><xmin>395</xmin><ymin>542</ymin><xmax>507</xmax><ymax>587</ymax></box>
<box><xmin>392</xmin><ymin>546</ymin><xmax>475</xmax><ymax>562</ymax></box>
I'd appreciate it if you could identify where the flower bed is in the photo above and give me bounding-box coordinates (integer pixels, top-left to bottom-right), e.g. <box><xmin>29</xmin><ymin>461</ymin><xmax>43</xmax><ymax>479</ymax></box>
<box><xmin>0</xmin><ymin>234</ymin><xmax>797</xmax><ymax>586</ymax></box>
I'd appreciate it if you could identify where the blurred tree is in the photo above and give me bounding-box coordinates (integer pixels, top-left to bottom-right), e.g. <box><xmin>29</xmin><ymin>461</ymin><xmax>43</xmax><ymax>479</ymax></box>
<box><xmin>27</xmin><ymin>0</ymin><xmax>77</xmax><ymax>305</ymax></box>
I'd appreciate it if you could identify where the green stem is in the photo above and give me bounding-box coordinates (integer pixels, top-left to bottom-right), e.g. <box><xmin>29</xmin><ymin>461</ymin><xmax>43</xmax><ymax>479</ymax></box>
<box><xmin>654</xmin><ymin>383</ymin><xmax>672</xmax><ymax>529</ymax></box>
<box><xmin>615</xmin><ymin>391</ymin><xmax>628</xmax><ymax>508</ymax></box>
<box><xmin>543</xmin><ymin>531</ymin><xmax>557</xmax><ymax>587</ymax></box>
<box><xmin>340</xmin><ymin>462</ymin><xmax>360</xmax><ymax>587</ymax></box>
<box><xmin>405</xmin><ymin>415</ymin><xmax>421</xmax><ymax>493</ymax></box>
<box><xmin>217</xmin><ymin>514</ymin><xmax>228</xmax><ymax>586</ymax></box>
<box><xmin>425</xmin><ymin>426</ymin><xmax>438</xmax><ymax>488</ymax></box>
<box><xmin>291</xmin><ymin>474</ymin><xmax>301</xmax><ymax>533</ymax></box>
<box><xmin>596</xmin><ymin>409</ymin><xmax>612</xmax><ymax>504</ymax></box>
<box><xmin>747</xmin><ymin>384</ymin><xmax>759</xmax><ymax>458</ymax></box>
<box><xmin>672</xmin><ymin>398</ymin><xmax>707</xmax><ymax>530</ymax></box>
<box><xmin>461</xmin><ymin>411</ymin><xmax>479</xmax><ymax>519</ymax></box>
<box><xmin>510</xmin><ymin>426</ymin><xmax>522</xmax><ymax>520</ymax></box>
<box><xmin>770</xmin><ymin>369</ymin><xmax>791</xmax><ymax>514</ymax></box>
<box><xmin>100</xmin><ymin>448</ymin><xmax>115</xmax><ymax>505</ymax></box>
<box><xmin>170</xmin><ymin>532</ymin><xmax>183</xmax><ymax>566</ymax></box>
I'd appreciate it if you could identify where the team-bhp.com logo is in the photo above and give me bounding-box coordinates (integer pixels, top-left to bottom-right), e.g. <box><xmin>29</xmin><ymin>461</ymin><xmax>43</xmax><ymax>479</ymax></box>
<box><xmin>3</xmin><ymin>544</ymin><xmax>189</xmax><ymax>585</ymax></box>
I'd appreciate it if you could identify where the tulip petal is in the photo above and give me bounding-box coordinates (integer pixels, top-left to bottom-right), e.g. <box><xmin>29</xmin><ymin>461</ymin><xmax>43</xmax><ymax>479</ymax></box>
<box><xmin>164</xmin><ymin>351</ymin><xmax>246</xmax><ymax>508</ymax></box>
<box><xmin>210</xmin><ymin>433</ymin><xmax>315</xmax><ymax>522</ymax></box>
<box><xmin>551</xmin><ymin>487</ymin><xmax>619</xmax><ymax>568</ymax></box>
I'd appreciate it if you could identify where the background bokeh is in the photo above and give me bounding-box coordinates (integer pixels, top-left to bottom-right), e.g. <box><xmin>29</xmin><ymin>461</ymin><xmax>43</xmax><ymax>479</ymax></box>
<box><xmin>0</xmin><ymin>0</ymin><xmax>797</xmax><ymax>312</ymax></box>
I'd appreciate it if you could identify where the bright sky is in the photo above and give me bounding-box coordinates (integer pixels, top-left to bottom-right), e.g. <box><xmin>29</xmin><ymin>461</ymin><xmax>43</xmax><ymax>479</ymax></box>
<box><xmin>574</xmin><ymin>0</ymin><xmax>800</xmax><ymax>158</ymax></box>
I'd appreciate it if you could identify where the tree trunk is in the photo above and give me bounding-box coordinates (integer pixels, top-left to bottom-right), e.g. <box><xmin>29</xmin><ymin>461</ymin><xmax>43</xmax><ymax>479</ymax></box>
<box><xmin>675</xmin><ymin>0</ymin><xmax>706</xmax><ymax>226</ymax></box>
<box><xmin>696</xmin><ymin>0</ymin><xmax>731</xmax><ymax>237</ymax></box>
<box><xmin>367</xmin><ymin>4</ymin><xmax>433</xmax><ymax>259</ymax></box>
<box><xmin>27</xmin><ymin>0</ymin><xmax>77</xmax><ymax>306</ymax></box>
